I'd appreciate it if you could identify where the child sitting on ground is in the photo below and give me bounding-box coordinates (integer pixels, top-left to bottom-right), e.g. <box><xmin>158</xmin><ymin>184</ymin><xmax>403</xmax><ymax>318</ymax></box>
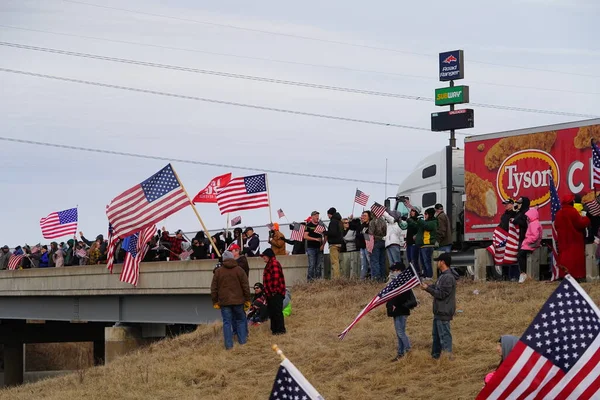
<box><xmin>247</xmin><ymin>282</ymin><xmax>269</xmax><ymax>325</ymax></box>
<box><xmin>484</xmin><ymin>335</ymin><xmax>519</xmax><ymax>385</ymax></box>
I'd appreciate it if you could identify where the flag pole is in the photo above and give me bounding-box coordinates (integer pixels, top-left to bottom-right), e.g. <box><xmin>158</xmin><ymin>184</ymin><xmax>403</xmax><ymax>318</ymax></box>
<box><xmin>351</xmin><ymin>188</ymin><xmax>357</xmax><ymax>218</ymax></box>
<box><xmin>171</xmin><ymin>166</ymin><xmax>222</xmax><ymax>258</ymax></box>
<box><xmin>265</xmin><ymin>173</ymin><xmax>273</xmax><ymax>224</ymax></box>
<box><xmin>272</xmin><ymin>344</ymin><xmax>286</xmax><ymax>361</ymax></box>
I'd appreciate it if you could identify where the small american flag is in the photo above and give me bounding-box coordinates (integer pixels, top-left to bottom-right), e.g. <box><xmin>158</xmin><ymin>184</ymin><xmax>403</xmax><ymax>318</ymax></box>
<box><xmin>76</xmin><ymin>248</ymin><xmax>88</xmax><ymax>259</ymax></box>
<box><xmin>584</xmin><ymin>196</ymin><xmax>600</xmax><ymax>217</ymax></box>
<box><xmin>550</xmin><ymin>174</ymin><xmax>561</xmax><ymax>281</ymax></box>
<box><xmin>290</xmin><ymin>223</ymin><xmax>305</xmax><ymax>242</ymax></box>
<box><xmin>355</xmin><ymin>189</ymin><xmax>369</xmax><ymax>206</ymax></box>
<box><xmin>269</xmin><ymin>358</ymin><xmax>324</xmax><ymax>400</ymax></box>
<box><xmin>120</xmin><ymin>225</ymin><xmax>156</xmax><ymax>286</ymax></box>
<box><xmin>371</xmin><ymin>202</ymin><xmax>386</xmax><ymax>219</ymax></box>
<box><xmin>314</xmin><ymin>221</ymin><xmax>326</xmax><ymax>235</ymax></box>
<box><xmin>277</xmin><ymin>209</ymin><xmax>285</xmax><ymax>219</ymax></box>
<box><xmin>364</xmin><ymin>233</ymin><xmax>374</xmax><ymax>254</ymax></box>
<box><xmin>216</xmin><ymin>174</ymin><xmax>269</xmax><ymax>215</ymax></box>
<box><xmin>231</xmin><ymin>216</ymin><xmax>242</xmax><ymax>226</ymax></box>
<box><xmin>39</xmin><ymin>208</ymin><xmax>78</xmax><ymax>239</ymax></box>
<box><xmin>106</xmin><ymin>164</ymin><xmax>189</xmax><ymax>239</ymax></box>
<box><xmin>8</xmin><ymin>254</ymin><xmax>23</xmax><ymax>271</ymax></box>
<box><xmin>178</xmin><ymin>249</ymin><xmax>192</xmax><ymax>260</ymax></box>
<box><xmin>267</xmin><ymin>223</ymin><xmax>275</xmax><ymax>231</ymax></box>
<box><xmin>477</xmin><ymin>276</ymin><xmax>600</xmax><ymax>400</ymax></box>
<box><xmin>592</xmin><ymin>140</ymin><xmax>600</xmax><ymax>189</ymax></box>
<box><xmin>339</xmin><ymin>263</ymin><xmax>420</xmax><ymax>339</ymax></box>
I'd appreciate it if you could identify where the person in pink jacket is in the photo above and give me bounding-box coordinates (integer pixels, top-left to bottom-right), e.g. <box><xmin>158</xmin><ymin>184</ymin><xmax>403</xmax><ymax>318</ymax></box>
<box><xmin>517</xmin><ymin>208</ymin><xmax>543</xmax><ymax>283</ymax></box>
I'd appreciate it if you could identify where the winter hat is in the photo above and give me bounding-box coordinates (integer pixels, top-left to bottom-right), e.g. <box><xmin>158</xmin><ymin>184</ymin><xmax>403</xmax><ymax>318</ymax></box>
<box><xmin>273</xmin><ymin>223</ymin><xmax>280</xmax><ymax>231</ymax></box>
<box><xmin>254</xmin><ymin>282</ymin><xmax>264</xmax><ymax>290</ymax></box>
<box><xmin>222</xmin><ymin>251</ymin><xmax>234</xmax><ymax>260</ymax></box>
<box><xmin>411</xmin><ymin>206</ymin><xmax>422</xmax><ymax>214</ymax></box>
<box><xmin>261</xmin><ymin>248</ymin><xmax>275</xmax><ymax>259</ymax></box>
<box><xmin>327</xmin><ymin>207</ymin><xmax>337</xmax><ymax>216</ymax></box>
<box><xmin>499</xmin><ymin>335</ymin><xmax>519</xmax><ymax>361</ymax></box>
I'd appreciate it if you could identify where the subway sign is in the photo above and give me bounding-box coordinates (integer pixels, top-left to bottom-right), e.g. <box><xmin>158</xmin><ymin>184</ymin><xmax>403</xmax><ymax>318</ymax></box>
<box><xmin>431</xmin><ymin>109</ymin><xmax>474</xmax><ymax>131</ymax></box>
<box><xmin>435</xmin><ymin>86</ymin><xmax>470</xmax><ymax>106</ymax></box>
<box><xmin>439</xmin><ymin>49</ymin><xmax>464</xmax><ymax>81</ymax></box>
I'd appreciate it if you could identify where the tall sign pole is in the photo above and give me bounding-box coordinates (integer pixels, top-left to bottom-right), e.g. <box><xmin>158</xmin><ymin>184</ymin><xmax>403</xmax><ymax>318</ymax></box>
<box><xmin>432</xmin><ymin>49</ymin><xmax>473</xmax><ymax>147</ymax></box>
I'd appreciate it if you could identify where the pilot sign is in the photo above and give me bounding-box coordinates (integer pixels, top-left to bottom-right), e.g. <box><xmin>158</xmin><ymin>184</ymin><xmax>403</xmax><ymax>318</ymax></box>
<box><xmin>439</xmin><ymin>50</ymin><xmax>464</xmax><ymax>81</ymax></box>
<box><xmin>431</xmin><ymin>109</ymin><xmax>474</xmax><ymax>131</ymax></box>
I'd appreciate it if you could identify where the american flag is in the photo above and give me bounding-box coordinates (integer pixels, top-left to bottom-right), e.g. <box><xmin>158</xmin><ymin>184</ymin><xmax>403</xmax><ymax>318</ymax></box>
<box><xmin>8</xmin><ymin>254</ymin><xmax>23</xmax><ymax>271</ymax></box>
<box><xmin>371</xmin><ymin>202</ymin><xmax>386</xmax><ymax>219</ymax></box>
<box><xmin>592</xmin><ymin>140</ymin><xmax>600</xmax><ymax>189</ymax></box>
<box><xmin>584</xmin><ymin>196</ymin><xmax>600</xmax><ymax>217</ymax></box>
<box><xmin>277</xmin><ymin>209</ymin><xmax>285</xmax><ymax>219</ymax></box>
<box><xmin>550</xmin><ymin>174</ymin><xmax>561</xmax><ymax>281</ymax></box>
<box><xmin>106</xmin><ymin>223</ymin><xmax>118</xmax><ymax>273</ymax></box>
<box><xmin>39</xmin><ymin>208</ymin><xmax>78</xmax><ymax>239</ymax></box>
<box><xmin>477</xmin><ymin>276</ymin><xmax>600</xmax><ymax>400</ymax></box>
<box><xmin>269</xmin><ymin>358</ymin><xmax>324</xmax><ymax>400</ymax></box>
<box><xmin>120</xmin><ymin>225</ymin><xmax>156</xmax><ymax>286</ymax></box>
<box><xmin>106</xmin><ymin>164</ymin><xmax>189</xmax><ymax>239</ymax></box>
<box><xmin>338</xmin><ymin>263</ymin><xmax>420</xmax><ymax>340</ymax></box>
<box><xmin>314</xmin><ymin>221</ymin><xmax>326</xmax><ymax>235</ymax></box>
<box><xmin>76</xmin><ymin>248</ymin><xmax>88</xmax><ymax>259</ymax></box>
<box><xmin>290</xmin><ymin>223</ymin><xmax>305</xmax><ymax>242</ymax></box>
<box><xmin>267</xmin><ymin>223</ymin><xmax>274</xmax><ymax>231</ymax></box>
<box><xmin>216</xmin><ymin>174</ymin><xmax>269</xmax><ymax>215</ymax></box>
<box><xmin>178</xmin><ymin>249</ymin><xmax>192</xmax><ymax>260</ymax></box>
<box><xmin>486</xmin><ymin>226</ymin><xmax>509</xmax><ymax>265</ymax></box>
<box><xmin>364</xmin><ymin>233</ymin><xmax>374</xmax><ymax>253</ymax></box>
<box><xmin>231</xmin><ymin>216</ymin><xmax>242</xmax><ymax>226</ymax></box>
<box><xmin>355</xmin><ymin>189</ymin><xmax>369</xmax><ymax>206</ymax></box>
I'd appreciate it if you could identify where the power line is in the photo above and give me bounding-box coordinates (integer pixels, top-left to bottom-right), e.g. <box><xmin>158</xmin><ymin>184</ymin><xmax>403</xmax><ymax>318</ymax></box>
<box><xmin>1</xmin><ymin>25</ymin><xmax>598</xmax><ymax>97</ymax></box>
<box><xmin>0</xmin><ymin>136</ymin><xmax>401</xmax><ymax>185</ymax></box>
<box><xmin>0</xmin><ymin>67</ymin><xmax>445</xmax><ymax>132</ymax></box>
<box><xmin>1</xmin><ymin>41</ymin><xmax>595</xmax><ymax>119</ymax></box>
<box><xmin>63</xmin><ymin>0</ymin><xmax>599</xmax><ymax>79</ymax></box>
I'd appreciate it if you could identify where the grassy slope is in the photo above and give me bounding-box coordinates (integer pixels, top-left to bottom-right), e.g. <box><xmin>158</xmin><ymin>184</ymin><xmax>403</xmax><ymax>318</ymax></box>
<box><xmin>1</xmin><ymin>280</ymin><xmax>599</xmax><ymax>400</ymax></box>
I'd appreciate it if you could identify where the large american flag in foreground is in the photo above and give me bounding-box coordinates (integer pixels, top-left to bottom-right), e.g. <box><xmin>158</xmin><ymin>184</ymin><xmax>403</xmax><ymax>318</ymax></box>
<box><xmin>120</xmin><ymin>225</ymin><xmax>156</xmax><ymax>286</ymax></box>
<box><xmin>338</xmin><ymin>263</ymin><xmax>420</xmax><ymax>340</ymax></box>
<box><xmin>477</xmin><ymin>275</ymin><xmax>600</xmax><ymax>400</ymax></box>
<box><xmin>40</xmin><ymin>208</ymin><xmax>78</xmax><ymax>239</ymax></box>
<box><xmin>549</xmin><ymin>174</ymin><xmax>561</xmax><ymax>281</ymax></box>
<box><xmin>106</xmin><ymin>164</ymin><xmax>189</xmax><ymax>239</ymax></box>
<box><xmin>269</xmin><ymin>358</ymin><xmax>324</xmax><ymax>400</ymax></box>
<box><xmin>216</xmin><ymin>174</ymin><xmax>269</xmax><ymax>215</ymax></box>
<box><xmin>486</xmin><ymin>222</ymin><xmax>520</xmax><ymax>265</ymax></box>
<box><xmin>290</xmin><ymin>223</ymin><xmax>305</xmax><ymax>242</ymax></box>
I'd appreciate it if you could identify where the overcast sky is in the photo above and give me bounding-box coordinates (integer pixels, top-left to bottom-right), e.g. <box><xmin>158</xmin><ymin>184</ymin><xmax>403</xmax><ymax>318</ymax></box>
<box><xmin>0</xmin><ymin>0</ymin><xmax>598</xmax><ymax>246</ymax></box>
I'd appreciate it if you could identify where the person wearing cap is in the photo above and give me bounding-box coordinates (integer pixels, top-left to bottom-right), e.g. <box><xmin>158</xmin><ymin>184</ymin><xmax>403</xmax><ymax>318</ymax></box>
<box><xmin>408</xmin><ymin>208</ymin><xmax>438</xmax><ymax>280</ymax></box>
<box><xmin>357</xmin><ymin>211</ymin><xmax>373</xmax><ymax>280</ymax></box>
<box><xmin>304</xmin><ymin>211</ymin><xmax>324</xmax><ymax>280</ymax></box>
<box><xmin>386</xmin><ymin>262</ymin><xmax>416</xmax><ymax>361</ymax></box>
<box><xmin>326</xmin><ymin>207</ymin><xmax>344</xmax><ymax>279</ymax></box>
<box><xmin>554</xmin><ymin>194</ymin><xmax>590</xmax><ymax>280</ymax></box>
<box><xmin>434</xmin><ymin>204</ymin><xmax>452</xmax><ymax>253</ymax></box>
<box><xmin>0</xmin><ymin>245</ymin><xmax>11</xmax><ymax>270</ymax></box>
<box><xmin>161</xmin><ymin>227</ymin><xmax>187</xmax><ymax>261</ymax></box>
<box><xmin>247</xmin><ymin>282</ymin><xmax>269</xmax><ymax>325</ymax></box>
<box><xmin>210</xmin><ymin>250</ymin><xmax>251</xmax><ymax>350</ymax></box>
<box><xmin>243</xmin><ymin>227</ymin><xmax>261</xmax><ymax>257</ymax></box>
<box><xmin>229</xmin><ymin>244</ymin><xmax>249</xmax><ymax>276</ymax></box>
<box><xmin>499</xmin><ymin>199</ymin><xmax>517</xmax><ymax>232</ymax></box>
<box><xmin>268</xmin><ymin>223</ymin><xmax>287</xmax><ymax>256</ymax></box>
<box><xmin>420</xmin><ymin>252</ymin><xmax>456</xmax><ymax>360</ymax></box>
<box><xmin>260</xmin><ymin>248</ymin><xmax>287</xmax><ymax>335</ymax></box>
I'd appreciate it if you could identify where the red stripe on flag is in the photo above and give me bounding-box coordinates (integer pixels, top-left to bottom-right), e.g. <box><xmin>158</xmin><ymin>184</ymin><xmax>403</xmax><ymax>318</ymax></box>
<box><xmin>553</xmin><ymin>346</ymin><xmax>600</xmax><ymax>399</ymax></box>
<box><xmin>514</xmin><ymin>359</ymin><xmax>554</xmax><ymax>400</ymax></box>
<box><xmin>496</xmin><ymin>348</ymin><xmax>542</xmax><ymax>399</ymax></box>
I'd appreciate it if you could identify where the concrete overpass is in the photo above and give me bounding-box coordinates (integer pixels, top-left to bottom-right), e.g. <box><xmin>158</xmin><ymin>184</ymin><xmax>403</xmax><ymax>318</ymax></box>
<box><xmin>0</xmin><ymin>256</ymin><xmax>309</xmax><ymax>386</ymax></box>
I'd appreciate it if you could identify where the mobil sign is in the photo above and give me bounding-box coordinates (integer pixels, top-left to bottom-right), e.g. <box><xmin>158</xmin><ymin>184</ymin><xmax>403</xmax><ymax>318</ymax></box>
<box><xmin>439</xmin><ymin>49</ymin><xmax>464</xmax><ymax>81</ymax></box>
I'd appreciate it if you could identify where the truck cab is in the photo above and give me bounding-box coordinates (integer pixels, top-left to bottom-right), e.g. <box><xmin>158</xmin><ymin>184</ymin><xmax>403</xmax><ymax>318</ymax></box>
<box><xmin>388</xmin><ymin>146</ymin><xmax>465</xmax><ymax>246</ymax></box>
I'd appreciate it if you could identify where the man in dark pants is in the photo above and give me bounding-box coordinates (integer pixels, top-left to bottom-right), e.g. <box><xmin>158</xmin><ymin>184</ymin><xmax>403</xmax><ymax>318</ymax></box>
<box><xmin>420</xmin><ymin>252</ymin><xmax>456</xmax><ymax>360</ymax></box>
<box><xmin>261</xmin><ymin>248</ymin><xmax>287</xmax><ymax>335</ymax></box>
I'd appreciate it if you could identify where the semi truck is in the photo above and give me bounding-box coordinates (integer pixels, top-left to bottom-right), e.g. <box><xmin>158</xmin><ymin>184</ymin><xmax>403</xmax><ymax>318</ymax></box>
<box><xmin>386</xmin><ymin>118</ymin><xmax>600</xmax><ymax>250</ymax></box>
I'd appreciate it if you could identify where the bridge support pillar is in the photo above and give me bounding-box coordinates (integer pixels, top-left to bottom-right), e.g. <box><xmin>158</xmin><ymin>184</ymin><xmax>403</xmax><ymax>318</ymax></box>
<box><xmin>105</xmin><ymin>326</ymin><xmax>150</xmax><ymax>364</ymax></box>
<box><xmin>3</xmin><ymin>341</ymin><xmax>24</xmax><ymax>387</ymax></box>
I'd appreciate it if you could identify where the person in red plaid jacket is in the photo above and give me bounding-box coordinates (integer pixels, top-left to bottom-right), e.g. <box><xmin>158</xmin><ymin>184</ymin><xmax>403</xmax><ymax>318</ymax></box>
<box><xmin>261</xmin><ymin>248</ymin><xmax>287</xmax><ymax>335</ymax></box>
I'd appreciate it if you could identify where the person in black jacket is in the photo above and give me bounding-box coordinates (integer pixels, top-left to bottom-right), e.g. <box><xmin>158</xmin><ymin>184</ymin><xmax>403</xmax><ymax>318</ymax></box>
<box><xmin>499</xmin><ymin>199</ymin><xmax>517</xmax><ymax>232</ymax></box>
<box><xmin>512</xmin><ymin>196</ymin><xmax>530</xmax><ymax>248</ymax></box>
<box><xmin>284</xmin><ymin>223</ymin><xmax>306</xmax><ymax>255</ymax></box>
<box><xmin>386</xmin><ymin>262</ymin><xmax>414</xmax><ymax>361</ymax></box>
<box><xmin>405</xmin><ymin>207</ymin><xmax>421</xmax><ymax>274</ymax></box>
<box><xmin>326</xmin><ymin>207</ymin><xmax>344</xmax><ymax>279</ymax></box>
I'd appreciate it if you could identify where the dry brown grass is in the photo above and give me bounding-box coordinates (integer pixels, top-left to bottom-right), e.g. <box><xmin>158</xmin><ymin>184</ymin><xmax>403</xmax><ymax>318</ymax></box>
<box><xmin>1</xmin><ymin>280</ymin><xmax>599</xmax><ymax>400</ymax></box>
<box><xmin>26</xmin><ymin>343</ymin><xmax>93</xmax><ymax>371</ymax></box>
